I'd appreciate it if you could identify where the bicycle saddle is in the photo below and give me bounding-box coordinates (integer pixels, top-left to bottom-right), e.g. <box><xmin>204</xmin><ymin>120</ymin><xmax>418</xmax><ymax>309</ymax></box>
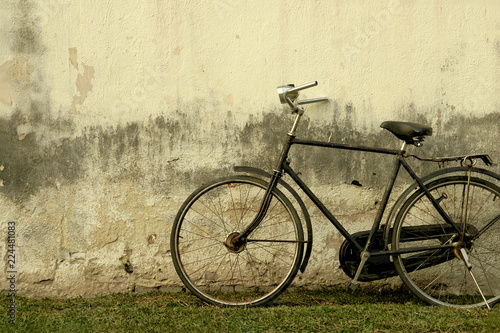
<box><xmin>380</xmin><ymin>121</ymin><xmax>432</xmax><ymax>145</ymax></box>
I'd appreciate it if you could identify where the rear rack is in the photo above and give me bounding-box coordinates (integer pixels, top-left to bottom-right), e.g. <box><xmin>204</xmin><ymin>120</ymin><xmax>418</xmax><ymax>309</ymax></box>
<box><xmin>405</xmin><ymin>153</ymin><xmax>494</xmax><ymax>167</ymax></box>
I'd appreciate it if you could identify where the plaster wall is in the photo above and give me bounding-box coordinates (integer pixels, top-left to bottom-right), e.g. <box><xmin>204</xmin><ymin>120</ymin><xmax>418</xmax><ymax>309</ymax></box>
<box><xmin>0</xmin><ymin>0</ymin><xmax>499</xmax><ymax>296</ymax></box>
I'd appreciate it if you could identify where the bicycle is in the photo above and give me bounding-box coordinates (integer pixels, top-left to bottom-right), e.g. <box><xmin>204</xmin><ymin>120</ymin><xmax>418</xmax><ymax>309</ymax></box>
<box><xmin>170</xmin><ymin>81</ymin><xmax>500</xmax><ymax>309</ymax></box>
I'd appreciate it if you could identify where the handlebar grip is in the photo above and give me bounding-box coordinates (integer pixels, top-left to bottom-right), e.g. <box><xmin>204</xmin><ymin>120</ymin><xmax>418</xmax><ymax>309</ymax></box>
<box><xmin>297</xmin><ymin>97</ymin><xmax>329</xmax><ymax>105</ymax></box>
<box><xmin>285</xmin><ymin>81</ymin><xmax>318</xmax><ymax>95</ymax></box>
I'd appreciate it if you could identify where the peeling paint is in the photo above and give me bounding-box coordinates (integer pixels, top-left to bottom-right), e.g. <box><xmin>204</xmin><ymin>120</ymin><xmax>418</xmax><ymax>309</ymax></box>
<box><xmin>68</xmin><ymin>47</ymin><xmax>78</xmax><ymax>70</ymax></box>
<box><xmin>70</xmin><ymin>63</ymin><xmax>95</xmax><ymax>113</ymax></box>
<box><xmin>0</xmin><ymin>56</ymin><xmax>33</xmax><ymax>105</ymax></box>
<box><xmin>223</xmin><ymin>93</ymin><xmax>234</xmax><ymax>106</ymax></box>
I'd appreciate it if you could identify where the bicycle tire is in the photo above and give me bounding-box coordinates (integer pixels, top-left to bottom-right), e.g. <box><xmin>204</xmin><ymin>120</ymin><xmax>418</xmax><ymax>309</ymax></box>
<box><xmin>170</xmin><ymin>175</ymin><xmax>304</xmax><ymax>307</ymax></box>
<box><xmin>392</xmin><ymin>175</ymin><xmax>500</xmax><ymax>308</ymax></box>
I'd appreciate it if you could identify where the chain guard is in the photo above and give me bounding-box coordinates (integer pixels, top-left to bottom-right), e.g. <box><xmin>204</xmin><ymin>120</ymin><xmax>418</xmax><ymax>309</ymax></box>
<box><xmin>339</xmin><ymin>224</ymin><xmax>476</xmax><ymax>282</ymax></box>
<box><xmin>339</xmin><ymin>230</ymin><xmax>396</xmax><ymax>282</ymax></box>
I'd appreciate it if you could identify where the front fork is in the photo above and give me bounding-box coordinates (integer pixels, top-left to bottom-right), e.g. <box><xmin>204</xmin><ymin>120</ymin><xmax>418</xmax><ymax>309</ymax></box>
<box><xmin>229</xmin><ymin>133</ymin><xmax>295</xmax><ymax>249</ymax></box>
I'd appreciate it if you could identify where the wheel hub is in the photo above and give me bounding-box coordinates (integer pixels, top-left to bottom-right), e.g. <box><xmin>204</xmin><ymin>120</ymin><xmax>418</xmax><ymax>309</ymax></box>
<box><xmin>224</xmin><ymin>232</ymin><xmax>246</xmax><ymax>253</ymax></box>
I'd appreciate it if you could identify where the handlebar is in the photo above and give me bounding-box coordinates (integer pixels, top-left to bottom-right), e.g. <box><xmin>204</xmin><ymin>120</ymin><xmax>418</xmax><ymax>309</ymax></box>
<box><xmin>298</xmin><ymin>97</ymin><xmax>329</xmax><ymax>105</ymax></box>
<box><xmin>285</xmin><ymin>81</ymin><xmax>318</xmax><ymax>95</ymax></box>
<box><xmin>277</xmin><ymin>81</ymin><xmax>328</xmax><ymax>113</ymax></box>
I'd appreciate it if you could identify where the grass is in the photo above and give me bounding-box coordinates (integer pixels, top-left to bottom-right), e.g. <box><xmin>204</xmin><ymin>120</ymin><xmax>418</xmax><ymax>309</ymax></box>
<box><xmin>1</xmin><ymin>286</ymin><xmax>499</xmax><ymax>332</ymax></box>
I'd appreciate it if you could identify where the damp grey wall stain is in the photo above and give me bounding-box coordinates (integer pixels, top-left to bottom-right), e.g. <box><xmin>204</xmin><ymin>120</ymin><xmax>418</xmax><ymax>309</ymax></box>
<box><xmin>2</xmin><ymin>89</ymin><xmax>499</xmax><ymax>204</ymax></box>
<box><xmin>9</xmin><ymin>0</ymin><xmax>45</xmax><ymax>55</ymax></box>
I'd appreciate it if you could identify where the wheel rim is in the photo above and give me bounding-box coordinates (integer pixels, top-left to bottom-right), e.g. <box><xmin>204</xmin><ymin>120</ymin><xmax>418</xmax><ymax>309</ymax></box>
<box><xmin>172</xmin><ymin>177</ymin><xmax>303</xmax><ymax>306</ymax></box>
<box><xmin>393</xmin><ymin>177</ymin><xmax>500</xmax><ymax>308</ymax></box>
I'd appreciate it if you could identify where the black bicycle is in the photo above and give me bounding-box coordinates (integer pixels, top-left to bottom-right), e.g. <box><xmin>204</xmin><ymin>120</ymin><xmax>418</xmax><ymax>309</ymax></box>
<box><xmin>170</xmin><ymin>81</ymin><xmax>500</xmax><ymax>309</ymax></box>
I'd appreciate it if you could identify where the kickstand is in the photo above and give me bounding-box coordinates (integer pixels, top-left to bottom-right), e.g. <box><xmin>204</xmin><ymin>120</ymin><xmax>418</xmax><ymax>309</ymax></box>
<box><xmin>347</xmin><ymin>251</ymin><xmax>370</xmax><ymax>292</ymax></box>
<box><xmin>456</xmin><ymin>247</ymin><xmax>491</xmax><ymax>311</ymax></box>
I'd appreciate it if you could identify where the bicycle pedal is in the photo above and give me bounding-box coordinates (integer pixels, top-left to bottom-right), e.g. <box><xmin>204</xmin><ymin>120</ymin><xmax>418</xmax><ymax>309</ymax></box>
<box><xmin>346</xmin><ymin>282</ymin><xmax>359</xmax><ymax>292</ymax></box>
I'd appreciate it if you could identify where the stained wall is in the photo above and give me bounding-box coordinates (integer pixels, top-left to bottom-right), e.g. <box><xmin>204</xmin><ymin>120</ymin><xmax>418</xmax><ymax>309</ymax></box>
<box><xmin>0</xmin><ymin>0</ymin><xmax>499</xmax><ymax>296</ymax></box>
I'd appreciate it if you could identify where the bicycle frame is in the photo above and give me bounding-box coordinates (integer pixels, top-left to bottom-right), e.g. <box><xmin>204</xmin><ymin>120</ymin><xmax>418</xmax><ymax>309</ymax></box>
<box><xmin>284</xmin><ymin>138</ymin><xmax>459</xmax><ymax>255</ymax></box>
<box><xmin>235</xmin><ymin>116</ymin><xmax>459</xmax><ymax>261</ymax></box>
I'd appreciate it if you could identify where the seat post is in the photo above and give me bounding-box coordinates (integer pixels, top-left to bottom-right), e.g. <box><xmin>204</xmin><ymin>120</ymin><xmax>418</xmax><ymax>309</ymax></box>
<box><xmin>400</xmin><ymin>141</ymin><xmax>407</xmax><ymax>153</ymax></box>
<box><xmin>349</xmin><ymin>148</ymin><xmax>404</xmax><ymax>289</ymax></box>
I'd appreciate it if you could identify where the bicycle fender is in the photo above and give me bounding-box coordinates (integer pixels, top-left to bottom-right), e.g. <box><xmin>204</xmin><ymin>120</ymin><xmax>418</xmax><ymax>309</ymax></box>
<box><xmin>233</xmin><ymin>166</ymin><xmax>313</xmax><ymax>273</ymax></box>
<box><xmin>383</xmin><ymin>166</ymin><xmax>500</xmax><ymax>247</ymax></box>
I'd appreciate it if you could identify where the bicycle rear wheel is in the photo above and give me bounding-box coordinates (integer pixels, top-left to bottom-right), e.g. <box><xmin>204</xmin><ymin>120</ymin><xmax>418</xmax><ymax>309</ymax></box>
<box><xmin>392</xmin><ymin>176</ymin><xmax>500</xmax><ymax>308</ymax></box>
<box><xmin>170</xmin><ymin>175</ymin><xmax>304</xmax><ymax>307</ymax></box>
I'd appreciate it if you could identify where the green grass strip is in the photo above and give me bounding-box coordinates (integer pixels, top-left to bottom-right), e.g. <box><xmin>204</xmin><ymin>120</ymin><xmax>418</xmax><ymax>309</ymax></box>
<box><xmin>1</xmin><ymin>286</ymin><xmax>498</xmax><ymax>332</ymax></box>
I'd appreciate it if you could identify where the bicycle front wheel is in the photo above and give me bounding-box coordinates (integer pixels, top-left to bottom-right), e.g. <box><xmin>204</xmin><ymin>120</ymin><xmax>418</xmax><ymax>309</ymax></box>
<box><xmin>393</xmin><ymin>176</ymin><xmax>500</xmax><ymax>308</ymax></box>
<box><xmin>170</xmin><ymin>175</ymin><xmax>304</xmax><ymax>307</ymax></box>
